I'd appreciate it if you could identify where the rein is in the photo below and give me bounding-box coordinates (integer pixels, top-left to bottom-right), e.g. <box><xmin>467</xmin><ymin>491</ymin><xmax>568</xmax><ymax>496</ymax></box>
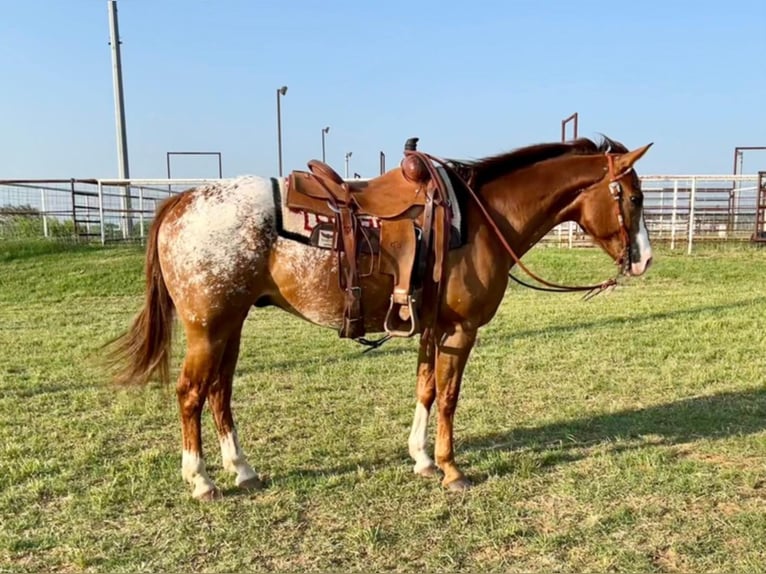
<box><xmin>424</xmin><ymin>151</ymin><xmax>633</xmax><ymax>300</ymax></box>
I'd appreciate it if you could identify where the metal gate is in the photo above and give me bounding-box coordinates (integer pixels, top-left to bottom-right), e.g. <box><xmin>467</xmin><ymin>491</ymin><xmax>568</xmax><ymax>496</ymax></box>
<box><xmin>71</xmin><ymin>180</ymin><xmax>102</xmax><ymax>241</ymax></box>
<box><xmin>754</xmin><ymin>171</ymin><xmax>766</xmax><ymax>242</ymax></box>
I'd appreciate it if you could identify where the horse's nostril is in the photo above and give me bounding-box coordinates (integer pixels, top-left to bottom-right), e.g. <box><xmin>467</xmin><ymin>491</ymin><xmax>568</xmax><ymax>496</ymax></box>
<box><xmin>645</xmin><ymin>256</ymin><xmax>653</xmax><ymax>270</ymax></box>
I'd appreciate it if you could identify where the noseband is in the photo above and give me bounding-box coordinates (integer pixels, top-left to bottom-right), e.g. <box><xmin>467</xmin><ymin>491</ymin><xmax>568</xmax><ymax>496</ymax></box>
<box><xmin>606</xmin><ymin>153</ymin><xmax>634</xmax><ymax>275</ymax></box>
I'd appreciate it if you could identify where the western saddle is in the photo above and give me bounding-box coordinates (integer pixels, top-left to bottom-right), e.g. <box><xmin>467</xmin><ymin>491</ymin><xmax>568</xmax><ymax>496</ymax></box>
<box><xmin>285</xmin><ymin>138</ymin><xmax>453</xmax><ymax>340</ymax></box>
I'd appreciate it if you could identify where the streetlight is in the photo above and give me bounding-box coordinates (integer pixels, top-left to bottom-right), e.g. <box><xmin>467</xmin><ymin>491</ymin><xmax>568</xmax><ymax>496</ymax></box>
<box><xmin>276</xmin><ymin>85</ymin><xmax>288</xmax><ymax>176</ymax></box>
<box><xmin>344</xmin><ymin>151</ymin><xmax>353</xmax><ymax>178</ymax></box>
<box><xmin>321</xmin><ymin>126</ymin><xmax>330</xmax><ymax>163</ymax></box>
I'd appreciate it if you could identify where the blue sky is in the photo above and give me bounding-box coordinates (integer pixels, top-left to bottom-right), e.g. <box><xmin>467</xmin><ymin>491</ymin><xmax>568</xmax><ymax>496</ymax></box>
<box><xmin>1</xmin><ymin>0</ymin><xmax>764</xmax><ymax>179</ymax></box>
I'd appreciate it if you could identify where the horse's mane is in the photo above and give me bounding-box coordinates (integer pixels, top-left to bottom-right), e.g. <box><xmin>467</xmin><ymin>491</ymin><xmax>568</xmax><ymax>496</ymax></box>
<box><xmin>455</xmin><ymin>135</ymin><xmax>629</xmax><ymax>187</ymax></box>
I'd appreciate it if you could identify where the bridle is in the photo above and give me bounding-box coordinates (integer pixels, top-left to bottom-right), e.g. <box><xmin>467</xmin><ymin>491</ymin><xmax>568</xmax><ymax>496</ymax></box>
<box><xmin>359</xmin><ymin>149</ymin><xmax>637</xmax><ymax>351</ymax></box>
<box><xmin>606</xmin><ymin>153</ymin><xmax>634</xmax><ymax>277</ymax></box>
<box><xmin>430</xmin><ymin>150</ymin><xmax>636</xmax><ymax>299</ymax></box>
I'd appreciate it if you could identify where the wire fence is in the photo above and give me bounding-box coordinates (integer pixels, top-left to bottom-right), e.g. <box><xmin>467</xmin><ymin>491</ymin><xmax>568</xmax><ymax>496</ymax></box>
<box><xmin>0</xmin><ymin>175</ymin><xmax>763</xmax><ymax>253</ymax></box>
<box><xmin>0</xmin><ymin>179</ymin><xmax>216</xmax><ymax>243</ymax></box>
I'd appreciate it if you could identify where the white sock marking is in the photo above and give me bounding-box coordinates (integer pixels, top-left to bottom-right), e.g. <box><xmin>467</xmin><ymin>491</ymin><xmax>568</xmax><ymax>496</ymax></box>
<box><xmin>181</xmin><ymin>450</ymin><xmax>217</xmax><ymax>498</ymax></box>
<box><xmin>408</xmin><ymin>402</ymin><xmax>435</xmax><ymax>473</ymax></box>
<box><xmin>219</xmin><ymin>430</ymin><xmax>258</xmax><ymax>486</ymax></box>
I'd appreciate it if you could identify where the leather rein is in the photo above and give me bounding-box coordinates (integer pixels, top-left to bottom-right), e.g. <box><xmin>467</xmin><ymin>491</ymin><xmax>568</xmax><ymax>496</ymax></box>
<box><xmin>419</xmin><ymin>151</ymin><xmax>634</xmax><ymax>300</ymax></box>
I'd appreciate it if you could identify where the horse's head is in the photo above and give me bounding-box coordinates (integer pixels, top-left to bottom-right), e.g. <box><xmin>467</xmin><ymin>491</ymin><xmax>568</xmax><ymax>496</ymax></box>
<box><xmin>576</xmin><ymin>143</ymin><xmax>653</xmax><ymax>276</ymax></box>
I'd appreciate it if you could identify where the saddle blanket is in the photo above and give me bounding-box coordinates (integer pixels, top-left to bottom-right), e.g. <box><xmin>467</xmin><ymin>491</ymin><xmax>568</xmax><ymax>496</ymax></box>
<box><xmin>271</xmin><ymin>167</ymin><xmax>465</xmax><ymax>250</ymax></box>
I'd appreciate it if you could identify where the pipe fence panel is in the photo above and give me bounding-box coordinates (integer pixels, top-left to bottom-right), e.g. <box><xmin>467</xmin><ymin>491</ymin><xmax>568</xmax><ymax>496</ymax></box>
<box><xmin>0</xmin><ymin>175</ymin><xmax>761</xmax><ymax>252</ymax></box>
<box><xmin>0</xmin><ymin>179</ymin><xmax>217</xmax><ymax>243</ymax></box>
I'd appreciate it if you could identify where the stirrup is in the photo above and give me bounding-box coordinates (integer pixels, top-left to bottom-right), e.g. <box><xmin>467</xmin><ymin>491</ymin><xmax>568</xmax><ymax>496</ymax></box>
<box><xmin>383</xmin><ymin>292</ymin><xmax>420</xmax><ymax>337</ymax></box>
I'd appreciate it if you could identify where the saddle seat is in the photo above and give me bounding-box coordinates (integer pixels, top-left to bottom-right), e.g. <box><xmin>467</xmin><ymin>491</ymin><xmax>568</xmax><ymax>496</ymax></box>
<box><xmin>288</xmin><ymin>160</ymin><xmax>429</xmax><ymax>220</ymax></box>
<box><xmin>285</xmin><ymin>140</ymin><xmax>452</xmax><ymax>340</ymax></box>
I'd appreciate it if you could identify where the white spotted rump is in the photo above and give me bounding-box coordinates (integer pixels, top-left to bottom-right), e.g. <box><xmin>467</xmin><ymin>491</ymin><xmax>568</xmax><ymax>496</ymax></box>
<box><xmin>159</xmin><ymin>176</ymin><xmax>278</xmax><ymax>311</ymax></box>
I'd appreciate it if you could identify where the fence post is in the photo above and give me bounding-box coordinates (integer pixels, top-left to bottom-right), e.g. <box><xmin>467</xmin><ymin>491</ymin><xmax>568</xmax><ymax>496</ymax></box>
<box><xmin>121</xmin><ymin>184</ymin><xmax>131</xmax><ymax>240</ymax></box>
<box><xmin>670</xmin><ymin>180</ymin><xmax>678</xmax><ymax>250</ymax></box>
<box><xmin>687</xmin><ymin>177</ymin><xmax>697</xmax><ymax>255</ymax></box>
<box><xmin>70</xmin><ymin>179</ymin><xmax>77</xmax><ymax>242</ymax></box>
<box><xmin>98</xmin><ymin>181</ymin><xmax>106</xmax><ymax>246</ymax></box>
<box><xmin>568</xmin><ymin>221</ymin><xmax>574</xmax><ymax>248</ymax></box>
<box><xmin>40</xmin><ymin>188</ymin><xmax>48</xmax><ymax>238</ymax></box>
<box><xmin>732</xmin><ymin>182</ymin><xmax>741</xmax><ymax>237</ymax></box>
<box><xmin>138</xmin><ymin>186</ymin><xmax>145</xmax><ymax>240</ymax></box>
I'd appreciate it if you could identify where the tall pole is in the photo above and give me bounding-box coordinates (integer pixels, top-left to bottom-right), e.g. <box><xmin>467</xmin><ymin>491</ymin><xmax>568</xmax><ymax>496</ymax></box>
<box><xmin>108</xmin><ymin>0</ymin><xmax>132</xmax><ymax>236</ymax></box>
<box><xmin>344</xmin><ymin>151</ymin><xmax>352</xmax><ymax>178</ymax></box>
<box><xmin>380</xmin><ymin>151</ymin><xmax>386</xmax><ymax>175</ymax></box>
<box><xmin>276</xmin><ymin>85</ymin><xmax>287</xmax><ymax>176</ymax></box>
<box><xmin>321</xmin><ymin>126</ymin><xmax>330</xmax><ymax>163</ymax></box>
<box><xmin>108</xmin><ymin>1</ymin><xmax>129</xmax><ymax>179</ymax></box>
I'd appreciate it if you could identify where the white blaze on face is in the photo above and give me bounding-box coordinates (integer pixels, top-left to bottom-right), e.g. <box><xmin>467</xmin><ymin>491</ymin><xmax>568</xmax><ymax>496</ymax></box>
<box><xmin>631</xmin><ymin>210</ymin><xmax>653</xmax><ymax>275</ymax></box>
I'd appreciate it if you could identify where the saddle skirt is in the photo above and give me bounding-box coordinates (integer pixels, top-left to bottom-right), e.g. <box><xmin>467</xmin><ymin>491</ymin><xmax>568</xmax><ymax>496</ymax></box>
<box><xmin>273</xmin><ymin>167</ymin><xmax>464</xmax><ymax>251</ymax></box>
<box><xmin>274</xmin><ymin>147</ymin><xmax>467</xmax><ymax>340</ymax></box>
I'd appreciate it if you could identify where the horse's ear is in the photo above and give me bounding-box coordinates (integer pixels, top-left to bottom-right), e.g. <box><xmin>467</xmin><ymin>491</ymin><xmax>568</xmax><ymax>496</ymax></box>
<box><xmin>615</xmin><ymin>142</ymin><xmax>654</xmax><ymax>173</ymax></box>
<box><xmin>615</xmin><ymin>143</ymin><xmax>653</xmax><ymax>172</ymax></box>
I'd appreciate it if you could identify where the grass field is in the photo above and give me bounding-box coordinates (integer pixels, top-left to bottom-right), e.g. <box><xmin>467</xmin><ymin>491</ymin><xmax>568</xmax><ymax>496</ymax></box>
<box><xmin>0</xmin><ymin>240</ymin><xmax>765</xmax><ymax>573</ymax></box>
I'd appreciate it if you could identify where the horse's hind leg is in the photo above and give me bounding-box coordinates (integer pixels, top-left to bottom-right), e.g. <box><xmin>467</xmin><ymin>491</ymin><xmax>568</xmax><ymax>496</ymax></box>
<box><xmin>207</xmin><ymin>323</ymin><xmax>260</xmax><ymax>490</ymax></box>
<box><xmin>408</xmin><ymin>330</ymin><xmax>438</xmax><ymax>477</ymax></box>
<box><xmin>177</xmin><ymin>328</ymin><xmax>227</xmax><ymax>500</ymax></box>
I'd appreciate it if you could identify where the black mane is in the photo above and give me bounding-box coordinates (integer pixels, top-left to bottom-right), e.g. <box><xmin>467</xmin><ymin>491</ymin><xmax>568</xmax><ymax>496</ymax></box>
<box><xmin>454</xmin><ymin>135</ymin><xmax>628</xmax><ymax>187</ymax></box>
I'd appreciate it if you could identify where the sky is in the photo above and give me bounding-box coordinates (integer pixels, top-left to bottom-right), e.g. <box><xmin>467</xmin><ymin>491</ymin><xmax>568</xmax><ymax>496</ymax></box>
<box><xmin>1</xmin><ymin>0</ymin><xmax>765</xmax><ymax>180</ymax></box>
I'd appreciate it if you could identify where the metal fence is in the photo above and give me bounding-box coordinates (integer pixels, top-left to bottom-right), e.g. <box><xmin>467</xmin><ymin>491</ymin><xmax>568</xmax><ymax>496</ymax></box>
<box><xmin>519</xmin><ymin>174</ymin><xmax>761</xmax><ymax>253</ymax></box>
<box><xmin>0</xmin><ymin>175</ymin><xmax>762</xmax><ymax>253</ymax></box>
<box><xmin>0</xmin><ymin>179</ymin><xmax>217</xmax><ymax>244</ymax></box>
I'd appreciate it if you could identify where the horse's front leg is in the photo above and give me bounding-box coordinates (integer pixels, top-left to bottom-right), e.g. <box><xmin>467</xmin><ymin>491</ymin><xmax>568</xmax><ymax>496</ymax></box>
<box><xmin>408</xmin><ymin>330</ymin><xmax>438</xmax><ymax>477</ymax></box>
<box><xmin>433</xmin><ymin>324</ymin><xmax>477</xmax><ymax>491</ymax></box>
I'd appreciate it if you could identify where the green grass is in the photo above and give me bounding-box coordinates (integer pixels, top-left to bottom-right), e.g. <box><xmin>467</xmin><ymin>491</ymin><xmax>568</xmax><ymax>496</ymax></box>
<box><xmin>1</xmin><ymin>241</ymin><xmax>765</xmax><ymax>573</ymax></box>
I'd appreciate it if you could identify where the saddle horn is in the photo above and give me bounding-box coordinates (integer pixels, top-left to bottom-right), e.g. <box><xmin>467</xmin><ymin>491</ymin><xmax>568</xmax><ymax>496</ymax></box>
<box><xmin>404</xmin><ymin>137</ymin><xmax>419</xmax><ymax>151</ymax></box>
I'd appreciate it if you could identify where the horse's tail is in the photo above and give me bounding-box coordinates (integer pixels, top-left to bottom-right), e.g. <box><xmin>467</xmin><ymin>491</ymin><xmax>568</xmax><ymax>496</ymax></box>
<box><xmin>107</xmin><ymin>193</ymin><xmax>186</xmax><ymax>386</ymax></box>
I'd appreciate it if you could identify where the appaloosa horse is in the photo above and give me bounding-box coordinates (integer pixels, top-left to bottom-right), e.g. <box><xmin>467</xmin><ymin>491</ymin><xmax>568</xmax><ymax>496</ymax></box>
<box><xmin>110</xmin><ymin>136</ymin><xmax>653</xmax><ymax>500</ymax></box>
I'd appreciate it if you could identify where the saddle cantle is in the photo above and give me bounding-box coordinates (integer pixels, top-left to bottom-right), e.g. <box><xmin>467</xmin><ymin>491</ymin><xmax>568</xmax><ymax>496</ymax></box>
<box><xmin>285</xmin><ymin>137</ymin><xmax>453</xmax><ymax>340</ymax></box>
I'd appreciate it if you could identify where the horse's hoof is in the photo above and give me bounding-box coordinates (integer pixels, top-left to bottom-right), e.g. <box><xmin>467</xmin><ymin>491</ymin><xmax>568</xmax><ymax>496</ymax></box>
<box><xmin>414</xmin><ymin>462</ymin><xmax>439</xmax><ymax>478</ymax></box>
<box><xmin>194</xmin><ymin>487</ymin><xmax>222</xmax><ymax>502</ymax></box>
<box><xmin>444</xmin><ymin>477</ymin><xmax>472</xmax><ymax>492</ymax></box>
<box><xmin>237</xmin><ymin>476</ymin><xmax>263</xmax><ymax>491</ymax></box>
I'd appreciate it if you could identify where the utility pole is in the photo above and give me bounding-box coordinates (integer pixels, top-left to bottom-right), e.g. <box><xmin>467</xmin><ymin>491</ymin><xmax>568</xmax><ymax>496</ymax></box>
<box><xmin>108</xmin><ymin>0</ymin><xmax>132</xmax><ymax>236</ymax></box>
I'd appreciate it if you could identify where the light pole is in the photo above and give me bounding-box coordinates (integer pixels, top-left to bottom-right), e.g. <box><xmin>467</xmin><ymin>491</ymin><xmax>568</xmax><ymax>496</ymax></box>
<box><xmin>344</xmin><ymin>151</ymin><xmax>353</xmax><ymax>178</ymax></box>
<box><xmin>276</xmin><ymin>85</ymin><xmax>288</xmax><ymax>176</ymax></box>
<box><xmin>321</xmin><ymin>126</ymin><xmax>330</xmax><ymax>163</ymax></box>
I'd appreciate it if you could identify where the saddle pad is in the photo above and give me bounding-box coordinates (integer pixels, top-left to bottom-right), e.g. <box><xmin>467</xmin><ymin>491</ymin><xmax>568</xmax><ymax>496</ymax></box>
<box><xmin>272</xmin><ymin>177</ymin><xmax>380</xmax><ymax>247</ymax></box>
<box><xmin>270</xmin><ymin>168</ymin><xmax>464</xmax><ymax>249</ymax></box>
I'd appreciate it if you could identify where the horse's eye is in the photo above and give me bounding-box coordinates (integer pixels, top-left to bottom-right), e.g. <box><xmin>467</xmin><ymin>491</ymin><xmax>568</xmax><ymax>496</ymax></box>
<box><xmin>630</xmin><ymin>195</ymin><xmax>642</xmax><ymax>207</ymax></box>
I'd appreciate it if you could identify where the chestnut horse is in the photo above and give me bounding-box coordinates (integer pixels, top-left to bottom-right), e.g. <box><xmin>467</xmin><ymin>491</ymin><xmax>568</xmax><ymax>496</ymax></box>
<box><xmin>110</xmin><ymin>137</ymin><xmax>653</xmax><ymax>500</ymax></box>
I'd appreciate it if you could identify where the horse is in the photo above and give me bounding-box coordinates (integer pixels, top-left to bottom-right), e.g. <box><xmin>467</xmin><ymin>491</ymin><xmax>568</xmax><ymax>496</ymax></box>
<box><xmin>109</xmin><ymin>136</ymin><xmax>653</xmax><ymax>500</ymax></box>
